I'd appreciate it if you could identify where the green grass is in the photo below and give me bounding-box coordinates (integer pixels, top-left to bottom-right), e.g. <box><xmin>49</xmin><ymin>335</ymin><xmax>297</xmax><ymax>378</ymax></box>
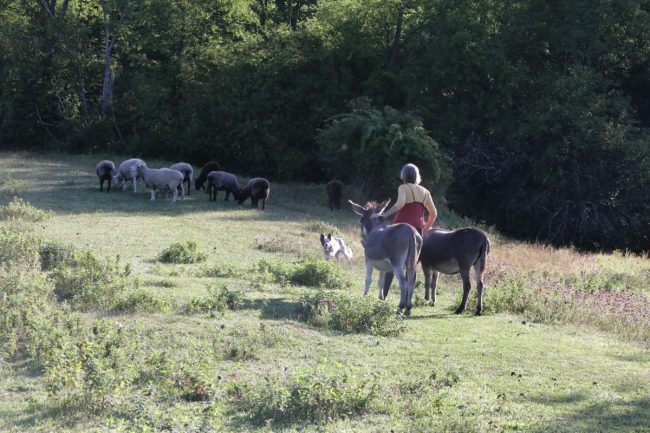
<box><xmin>0</xmin><ymin>151</ymin><xmax>649</xmax><ymax>433</ymax></box>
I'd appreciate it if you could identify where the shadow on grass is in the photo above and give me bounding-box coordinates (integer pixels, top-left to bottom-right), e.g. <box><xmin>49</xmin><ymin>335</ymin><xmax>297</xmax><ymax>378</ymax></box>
<box><xmin>242</xmin><ymin>297</ymin><xmax>303</xmax><ymax>321</ymax></box>
<box><xmin>527</xmin><ymin>392</ymin><xmax>650</xmax><ymax>433</ymax></box>
<box><xmin>0</xmin><ymin>359</ymin><xmax>83</xmax><ymax>431</ymax></box>
<box><xmin>0</xmin><ymin>153</ymin><xmax>363</xmax><ymax>239</ymax></box>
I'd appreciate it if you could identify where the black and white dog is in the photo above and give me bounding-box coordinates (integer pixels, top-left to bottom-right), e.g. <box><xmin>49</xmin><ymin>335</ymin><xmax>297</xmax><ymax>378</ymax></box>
<box><xmin>320</xmin><ymin>233</ymin><xmax>353</xmax><ymax>264</ymax></box>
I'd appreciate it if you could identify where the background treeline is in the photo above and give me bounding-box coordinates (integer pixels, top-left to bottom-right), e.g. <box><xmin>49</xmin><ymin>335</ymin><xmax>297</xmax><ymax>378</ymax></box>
<box><xmin>1</xmin><ymin>0</ymin><xmax>649</xmax><ymax>252</ymax></box>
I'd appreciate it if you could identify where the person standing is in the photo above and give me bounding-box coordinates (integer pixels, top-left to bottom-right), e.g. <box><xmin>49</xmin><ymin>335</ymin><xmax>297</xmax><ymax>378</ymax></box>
<box><xmin>380</xmin><ymin>163</ymin><xmax>437</xmax><ymax>299</ymax></box>
<box><xmin>382</xmin><ymin>163</ymin><xmax>437</xmax><ymax>234</ymax></box>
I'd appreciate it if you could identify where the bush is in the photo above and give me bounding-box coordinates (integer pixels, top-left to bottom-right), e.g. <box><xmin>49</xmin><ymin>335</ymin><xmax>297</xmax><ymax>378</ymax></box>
<box><xmin>199</xmin><ymin>262</ymin><xmax>243</xmax><ymax>278</ymax></box>
<box><xmin>0</xmin><ymin>225</ymin><xmax>41</xmax><ymax>272</ymax></box>
<box><xmin>39</xmin><ymin>240</ymin><xmax>76</xmax><ymax>271</ymax></box>
<box><xmin>0</xmin><ymin>196</ymin><xmax>52</xmax><ymax>222</ymax></box>
<box><xmin>115</xmin><ymin>289</ymin><xmax>173</xmax><ymax>313</ymax></box>
<box><xmin>215</xmin><ymin>323</ymin><xmax>280</xmax><ymax>361</ymax></box>
<box><xmin>300</xmin><ymin>291</ymin><xmax>404</xmax><ymax>337</ymax></box>
<box><xmin>184</xmin><ymin>285</ymin><xmax>243</xmax><ymax>316</ymax></box>
<box><xmin>158</xmin><ymin>241</ymin><xmax>207</xmax><ymax>264</ymax></box>
<box><xmin>0</xmin><ymin>270</ymin><xmax>55</xmax><ymax>357</ymax></box>
<box><xmin>317</xmin><ymin>100</ymin><xmax>452</xmax><ymax>197</ymax></box>
<box><xmin>257</xmin><ymin>259</ymin><xmax>351</xmax><ymax>290</ymax></box>
<box><xmin>49</xmin><ymin>250</ymin><xmax>135</xmax><ymax>311</ymax></box>
<box><xmin>234</xmin><ymin>364</ymin><xmax>378</xmax><ymax>424</ymax></box>
<box><xmin>42</xmin><ymin>319</ymin><xmax>141</xmax><ymax>415</ymax></box>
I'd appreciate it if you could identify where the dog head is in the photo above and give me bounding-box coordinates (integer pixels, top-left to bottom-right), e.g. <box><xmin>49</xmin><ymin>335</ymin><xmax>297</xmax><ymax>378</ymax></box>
<box><xmin>320</xmin><ymin>233</ymin><xmax>338</xmax><ymax>260</ymax></box>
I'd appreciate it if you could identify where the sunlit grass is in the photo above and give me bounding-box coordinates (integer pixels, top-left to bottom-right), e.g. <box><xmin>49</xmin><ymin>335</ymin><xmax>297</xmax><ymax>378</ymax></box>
<box><xmin>0</xmin><ymin>151</ymin><xmax>648</xmax><ymax>433</ymax></box>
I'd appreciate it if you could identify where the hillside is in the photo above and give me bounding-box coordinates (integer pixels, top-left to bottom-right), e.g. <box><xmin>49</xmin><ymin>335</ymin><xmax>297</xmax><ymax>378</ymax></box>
<box><xmin>0</xmin><ymin>152</ymin><xmax>648</xmax><ymax>432</ymax></box>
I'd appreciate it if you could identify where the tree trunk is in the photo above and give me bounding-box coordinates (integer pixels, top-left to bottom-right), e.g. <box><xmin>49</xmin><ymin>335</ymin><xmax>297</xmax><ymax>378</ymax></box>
<box><xmin>101</xmin><ymin>11</ymin><xmax>116</xmax><ymax>117</ymax></box>
<box><xmin>386</xmin><ymin>6</ymin><xmax>404</xmax><ymax>73</ymax></box>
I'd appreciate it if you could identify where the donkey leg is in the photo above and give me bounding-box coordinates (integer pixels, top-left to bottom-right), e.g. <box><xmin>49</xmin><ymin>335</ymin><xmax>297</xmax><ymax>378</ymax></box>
<box><xmin>383</xmin><ymin>272</ymin><xmax>394</xmax><ymax>298</ymax></box>
<box><xmin>422</xmin><ymin>264</ymin><xmax>432</xmax><ymax>301</ymax></box>
<box><xmin>473</xmin><ymin>262</ymin><xmax>485</xmax><ymax>316</ymax></box>
<box><xmin>406</xmin><ymin>266</ymin><xmax>417</xmax><ymax>313</ymax></box>
<box><xmin>455</xmin><ymin>268</ymin><xmax>472</xmax><ymax>314</ymax></box>
<box><xmin>431</xmin><ymin>271</ymin><xmax>439</xmax><ymax>307</ymax></box>
<box><xmin>393</xmin><ymin>266</ymin><xmax>408</xmax><ymax>314</ymax></box>
<box><xmin>378</xmin><ymin>272</ymin><xmax>386</xmax><ymax>300</ymax></box>
<box><xmin>363</xmin><ymin>260</ymin><xmax>373</xmax><ymax>297</ymax></box>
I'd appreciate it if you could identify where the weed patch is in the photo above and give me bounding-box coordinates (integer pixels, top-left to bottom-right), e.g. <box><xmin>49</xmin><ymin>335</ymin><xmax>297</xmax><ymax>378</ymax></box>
<box><xmin>214</xmin><ymin>323</ymin><xmax>280</xmax><ymax>361</ymax></box>
<box><xmin>257</xmin><ymin>258</ymin><xmax>351</xmax><ymax>290</ymax></box>
<box><xmin>199</xmin><ymin>262</ymin><xmax>243</xmax><ymax>278</ymax></box>
<box><xmin>39</xmin><ymin>240</ymin><xmax>76</xmax><ymax>271</ymax></box>
<box><xmin>158</xmin><ymin>241</ymin><xmax>207</xmax><ymax>264</ymax></box>
<box><xmin>49</xmin><ymin>250</ymin><xmax>135</xmax><ymax>311</ymax></box>
<box><xmin>184</xmin><ymin>285</ymin><xmax>243</xmax><ymax>316</ymax></box>
<box><xmin>233</xmin><ymin>364</ymin><xmax>378</xmax><ymax>424</ymax></box>
<box><xmin>300</xmin><ymin>291</ymin><xmax>404</xmax><ymax>337</ymax></box>
<box><xmin>0</xmin><ymin>197</ymin><xmax>52</xmax><ymax>222</ymax></box>
<box><xmin>115</xmin><ymin>289</ymin><xmax>173</xmax><ymax>313</ymax></box>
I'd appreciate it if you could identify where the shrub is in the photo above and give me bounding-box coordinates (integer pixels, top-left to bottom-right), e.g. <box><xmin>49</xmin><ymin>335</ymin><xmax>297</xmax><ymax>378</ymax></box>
<box><xmin>158</xmin><ymin>241</ymin><xmax>207</xmax><ymax>264</ymax></box>
<box><xmin>49</xmin><ymin>251</ymin><xmax>135</xmax><ymax>311</ymax></box>
<box><xmin>257</xmin><ymin>259</ymin><xmax>351</xmax><ymax>290</ymax></box>
<box><xmin>0</xmin><ymin>196</ymin><xmax>52</xmax><ymax>222</ymax></box>
<box><xmin>215</xmin><ymin>323</ymin><xmax>280</xmax><ymax>361</ymax></box>
<box><xmin>234</xmin><ymin>364</ymin><xmax>378</xmax><ymax>424</ymax></box>
<box><xmin>115</xmin><ymin>289</ymin><xmax>173</xmax><ymax>313</ymax></box>
<box><xmin>0</xmin><ymin>270</ymin><xmax>55</xmax><ymax>357</ymax></box>
<box><xmin>39</xmin><ymin>240</ymin><xmax>76</xmax><ymax>271</ymax></box>
<box><xmin>317</xmin><ymin>100</ymin><xmax>452</xmax><ymax>197</ymax></box>
<box><xmin>199</xmin><ymin>262</ymin><xmax>242</xmax><ymax>278</ymax></box>
<box><xmin>0</xmin><ymin>225</ymin><xmax>41</xmax><ymax>272</ymax></box>
<box><xmin>184</xmin><ymin>285</ymin><xmax>243</xmax><ymax>316</ymax></box>
<box><xmin>300</xmin><ymin>291</ymin><xmax>404</xmax><ymax>337</ymax></box>
<box><xmin>42</xmin><ymin>319</ymin><xmax>141</xmax><ymax>415</ymax></box>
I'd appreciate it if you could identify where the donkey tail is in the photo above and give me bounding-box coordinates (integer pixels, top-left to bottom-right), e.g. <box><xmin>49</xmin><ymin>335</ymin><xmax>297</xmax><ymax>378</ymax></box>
<box><xmin>407</xmin><ymin>230</ymin><xmax>419</xmax><ymax>271</ymax></box>
<box><xmin>476</xmin><ymin>236</ymin><xmax>490</xmax><ymax>274</ymax></box>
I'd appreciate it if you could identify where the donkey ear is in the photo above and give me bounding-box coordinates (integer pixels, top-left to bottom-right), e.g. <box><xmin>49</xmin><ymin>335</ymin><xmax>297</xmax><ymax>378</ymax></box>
<box><xmin>327</xmin><ymin>233</ymin><xmax>332</xmax><ymax>240</ymax></box>
<box><xmin>349</xmin><ymin>200</ymin><xmax>365</xmax><ymax>216</ymax></box>
<box><xmin>320</xmin><ymin>233</ymin><xmax>325</xmax><ymax>242</ymax></box>
<box><xmin>377</xmin><ymin>198</ymin><xmax>392</xmax><ymax>215</ymax></box>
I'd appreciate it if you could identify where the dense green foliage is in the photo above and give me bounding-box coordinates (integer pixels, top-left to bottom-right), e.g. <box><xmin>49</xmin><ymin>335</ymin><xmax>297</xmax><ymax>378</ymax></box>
<box><xmin>1</xmin><ymin>0</ymin><xmax>649</xmax><ymax>250</ymax></box>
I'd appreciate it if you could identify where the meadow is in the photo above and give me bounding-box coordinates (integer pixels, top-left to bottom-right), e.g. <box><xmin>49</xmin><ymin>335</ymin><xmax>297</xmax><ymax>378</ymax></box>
<box><xmin>0</xmin><ymin>152</ymin><xmax>648</xmax><ymax>432</ymax></box>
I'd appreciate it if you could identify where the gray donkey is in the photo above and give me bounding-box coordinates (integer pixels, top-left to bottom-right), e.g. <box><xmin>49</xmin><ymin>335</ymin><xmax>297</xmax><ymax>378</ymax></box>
<box><xmin>350</xmin><ymin>199</ymin><xmax>423</xmax><ymax>316</ymax></box>
<box><xmin>420</xmin><ymin>228</ymin><xmax>490</xmax><ymax>315</ymax></box>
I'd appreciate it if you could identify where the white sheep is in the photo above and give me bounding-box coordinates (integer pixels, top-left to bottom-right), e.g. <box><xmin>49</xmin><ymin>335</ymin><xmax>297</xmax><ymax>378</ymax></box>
<box><xmin>170</xmin><ymin>162</ymin><xmax>194</xmax><ymax>196</ymax></box>
<box><xmin>135</xmin><ymin>163</ymin><xmax>185</xmax><ymax>202</ymax></box>
<box><xmin>113</xmin><ymin>158</ymin><xmax>146</xmax><ymax>193</ymax></box>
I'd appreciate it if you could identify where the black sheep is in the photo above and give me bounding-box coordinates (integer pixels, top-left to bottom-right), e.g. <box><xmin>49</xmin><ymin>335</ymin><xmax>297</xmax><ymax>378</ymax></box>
<box><xmin>234</xmin><ymin>178</ymin><xmax>271</xmax><ymax>210</ymax></box>
<box><xmin>326</xmin><ymin>179</ymin><xmax>344</xmax><ymax>210</ymax></box>
<box><xmin>195</xmin><ymin>161</ymin><xmax>222</xmax><ymax>192</ymax></box>
<box><xmin>96</xmin><ymin>160</ymin><xmax>116</xmax><ymax>192</ymax></box>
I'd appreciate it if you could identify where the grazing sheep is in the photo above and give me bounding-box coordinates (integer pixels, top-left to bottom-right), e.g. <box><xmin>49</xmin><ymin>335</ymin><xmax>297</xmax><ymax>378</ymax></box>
<box><xmin>234</xmin><ymin>178</ymin><xmax>270</xmax><ymax>210</ymax></box>
<box><xmin>135</xmin><ymin>163</ymin><xmax>185</xmax><ymax>202</ymax></box>
<box><xmin>96</xmin><ymin>160</ymin><xmax>116</xmax><ymax>192</ymax></box>
<box><xmin>326</xmin><ymin>179</ymin><xmax>344</xmax><ymax>210</ymax></box>
<box><xmin>170</xmin><ymin>162</ymin><xmax>194</xmax><ymax>196</ymax></box>
<box><xmin>113</xmin><ymin>158</ymin><xmax>146</xmax><ymax>193</ymax></box>
<box><xmin>206</xmin><ymin>171</ymin><xmax>240</xmax><ymax>202</ymax></box>
<box><xmin>195</xmin><ymin>161</ymin><xmax>222</xmax><ymax>192</ymax></box>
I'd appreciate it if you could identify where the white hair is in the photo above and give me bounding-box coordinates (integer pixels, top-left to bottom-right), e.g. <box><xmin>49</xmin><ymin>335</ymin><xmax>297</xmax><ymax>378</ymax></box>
<box><xmin>400</xmin><ymin>163</ymin><xmax>421</xmax><ymax>184</ymax></box>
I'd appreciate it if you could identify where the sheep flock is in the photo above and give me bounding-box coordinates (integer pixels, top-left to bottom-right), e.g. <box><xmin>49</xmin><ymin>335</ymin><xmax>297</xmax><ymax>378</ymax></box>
<box><xmin>97</xmin><ymin>158</ymin><xmax>345</xmax><ymax>211</ymax></box>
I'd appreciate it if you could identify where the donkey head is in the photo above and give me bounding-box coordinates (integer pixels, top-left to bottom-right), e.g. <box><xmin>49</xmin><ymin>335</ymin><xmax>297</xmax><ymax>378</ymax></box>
<box><xmin>349</xmin><ymin>199</ymin><xmax>391</xmax><ymax>239</ymax></box>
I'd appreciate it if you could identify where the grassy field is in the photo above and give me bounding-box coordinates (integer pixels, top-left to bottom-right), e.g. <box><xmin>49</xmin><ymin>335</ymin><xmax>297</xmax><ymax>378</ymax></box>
<box><xmin>0</xmin><ymin>151</ymin><xmax>649</xmax><ymax>432</ymax></box>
